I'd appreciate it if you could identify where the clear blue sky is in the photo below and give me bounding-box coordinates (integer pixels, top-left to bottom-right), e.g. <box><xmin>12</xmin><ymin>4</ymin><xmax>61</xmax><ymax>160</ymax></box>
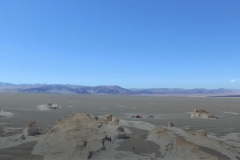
<box><xmin>0</xmin><ymin>0</ymin><xmax>239</xmax><ymax>88</ymax></box>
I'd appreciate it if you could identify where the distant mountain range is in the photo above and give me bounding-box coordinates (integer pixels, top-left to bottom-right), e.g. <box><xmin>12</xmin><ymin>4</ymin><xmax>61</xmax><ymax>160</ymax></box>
<box><xmin>0</xmin><ymin>82</ymin><xmax>238</xmax><ymax>96</ymax></box>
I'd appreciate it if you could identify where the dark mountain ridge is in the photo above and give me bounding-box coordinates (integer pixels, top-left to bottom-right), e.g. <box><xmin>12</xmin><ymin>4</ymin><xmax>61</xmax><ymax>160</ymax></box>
<box><xmin>0</xmin><ymin>82</ymin><xmax>236</xmax><ymax>95</ymax></box>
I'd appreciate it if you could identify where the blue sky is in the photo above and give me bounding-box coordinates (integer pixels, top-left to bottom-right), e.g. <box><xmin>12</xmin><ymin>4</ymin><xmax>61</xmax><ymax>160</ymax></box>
<box><xmin>0</xmin><ymin>0</ymin><xmax>239</xmax><ymax>88</ymax></box>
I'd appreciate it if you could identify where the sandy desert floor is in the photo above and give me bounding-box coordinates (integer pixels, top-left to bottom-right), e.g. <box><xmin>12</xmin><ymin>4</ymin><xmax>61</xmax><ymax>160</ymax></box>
<box><xmin>1</xmin><ymin>93</ymin><xmax>240</xmax><ymax>159</ymax></box>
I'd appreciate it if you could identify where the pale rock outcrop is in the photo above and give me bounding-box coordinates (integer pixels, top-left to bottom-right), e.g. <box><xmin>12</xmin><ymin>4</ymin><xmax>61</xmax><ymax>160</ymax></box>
<box><xmin>185</xmin><ymin>131</ymin><xmax>240</xmax><ymax>160</ymax></box>
<box><xmin>0</xmin><ymin>123</ymin><xmax>11</xmax><ymax>137</ymax></box>
<box><xmin>168</xmin><ymin>122</ymin><xmax>174</xmax><ymax>127</ymax></box>
<box><xmin>116</xmin><ymin>126</ymin><xmax>128</xmax><ymax>139</ymax></box>
<box><xmin>32</xmin><ymin>113</ymin><xmax>125</xmax><ymax>160</ymax></box>
<box><xmin>112</xmin><ymin>117</ymin><xmax>119</xmax><ymax>124</ymax></box>
<box><xmin>103</xmin><ymin>114</ymin><xmax>112</xmax><ymax>121</ymax></box>
<box><xmin>37</xmin><ymin>103</ymin><xmax>61</xmax><ymax>111</ymax></box>
<box><xmin>47</xmin><ymin>103</ymin><xmax>60</xmax><ymax>109</ymax></box>
<box><xmin>191</xmin><ymin>109</ymin><xmax>218</xmax><ymax>119</ymax></box>
<box><xmin>20</xmin><ymin>134</ymin><xmax>26</xmax><ymax>140</ymax></box>
<box><xmin>28</xmin><ymin>121</ymin><xmax>38</xmax><ymax>136</ymax></box>
<box><xmin>116</xmin><ymin>126</ymin><xmax>125</xmax><ymax>133</ymax></box>
<box><xmin>147</xmin><ymin>126</ymin><xmax>219</xmax><ymax>160</ymax></box>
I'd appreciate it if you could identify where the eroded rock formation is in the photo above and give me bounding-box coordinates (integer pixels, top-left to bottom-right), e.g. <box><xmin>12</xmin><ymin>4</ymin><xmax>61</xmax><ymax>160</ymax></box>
<box><xmin>103</xmin><ymin>114</ymin><xmax>112</xmax><ymax>121</ymax></box>
<box><xmin>112</xmin><ymin>117</ymin><xmax>119</xmax><ymax>124</ymax></box>
<box><xmin>37</xmin><ymin>103</ymin><xmax>61</xmax><ymax>111</ymax></box>
<box><xmin>168</xmin><ymin>122</ymin><xmax>174</xmax><ymax>127</ymax></box>
<box><xmin>28</xmin><ymin>121</ymin><xmax>38</xmax><ymax>136</ymax></box>
<box><xmin>191</xmin><ymin>109</ymin><xmax>218</xmax><ymax>119</ymax></box>
<box><xmin>147</xmin><ymin>126</ymin><xmax>219</xmax><ymax>160</ymax></box>
<box><xmin>32</xmin><ymin>113</ymin><xmax>126</xmax><ymax>160</ymax></box>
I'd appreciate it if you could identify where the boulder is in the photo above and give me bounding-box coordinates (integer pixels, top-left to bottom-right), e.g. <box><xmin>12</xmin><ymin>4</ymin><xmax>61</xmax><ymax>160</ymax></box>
<box><xmin>116</xmin><ymin>126</ymin><xmax>125</xmax><ymax>132</ymax></box>
<box><xmin>47</xmin><ymin>103</ymin><xmax>60</xmax><ymax>109</ymax></box>
<box><xmin>28</xmin><ymin>121</ymin><xmax>38</xmax><ymax>136</ymax></box>
<box><xmin>103</xmin><ymin>114</ymin><xmax>112</xmax><ymax>121</ymax></box>
<box><xmin>37</xmin><ymin>103</ymin><xmax>60</xmax><ymax>111</ymax></box>
<box><xmin>20</xmin><ymin>134</ymin><xmax>26</xmax><ymax>140</ymax></box>
<box><xmin>112</xmin><ymin>117</ymin><xmax>119</xmax><ymax>124</ymax></box>
<box><xmin>0</xmin><ymin>123</ymin><xmax>10</xmax><ymax>137</ymax></box>
<box><xmin>191</xmin><ymin>109</ymin><xmax>218</xmax><ymax>119</ymax></box>
<box><xmin>168</xmin><ymin>122</ymin><xmax>174</xmax><ymax>127</ymax></box>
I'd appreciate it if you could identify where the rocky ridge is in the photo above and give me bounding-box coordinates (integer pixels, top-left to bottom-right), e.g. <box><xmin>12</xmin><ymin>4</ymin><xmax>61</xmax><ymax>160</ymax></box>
<box><xmin>1</xmin><ymin>112</ymin><xmax>240</xmax><ymax>160</ymax></box>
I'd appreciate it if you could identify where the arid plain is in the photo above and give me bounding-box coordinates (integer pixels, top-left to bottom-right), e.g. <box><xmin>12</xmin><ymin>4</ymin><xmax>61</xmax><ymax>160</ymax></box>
<box><xmin>1</xmin><ymin>93</ymin><xmax>240</xmax><ymax>159</ymax></box>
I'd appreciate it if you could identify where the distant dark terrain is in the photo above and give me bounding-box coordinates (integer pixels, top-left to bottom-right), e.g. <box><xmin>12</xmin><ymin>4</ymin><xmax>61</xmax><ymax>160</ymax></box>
<box><xmin>0</xmin><ymin>82</ymin><xmax>239</xmax><ymax>96</ymax></box>
<box><xmin>211</xmin><ymin>95</ymin><xmax>240</xmax><ymax>97</ymax></box>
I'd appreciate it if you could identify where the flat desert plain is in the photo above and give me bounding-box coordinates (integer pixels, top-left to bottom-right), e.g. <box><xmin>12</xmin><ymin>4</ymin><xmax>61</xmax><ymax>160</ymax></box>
<box><xmin>0</xmin><ymin>93</ymin><xmax>240</xmax><ymax>160</ymax></box>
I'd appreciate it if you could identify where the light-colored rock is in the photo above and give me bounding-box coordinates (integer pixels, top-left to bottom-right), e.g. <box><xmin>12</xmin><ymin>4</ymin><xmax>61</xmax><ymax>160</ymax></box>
<box><xmin>28</xmin><ymin>121</ymin><xmax>38</xmax><ymax>136</ymax></box>
<box><xmin>37</xmin><ymin>103</ymin><xmax>61</xmax><ymax>111</ymax></box>
<box><xmin>20</xmin><ymin>134</ymin><xmax>26</xmax><ymax>140</ymax></box>
<box><xmin>185</xmin><ymin>130</ymin><xmax>240</xmax><ymax>160</ymax></box>
<box><xmin>147</xmin><ymin>126</ymin><xmax>219</xmax><ymax>160</ymax></box>
<box><xmin>191</xmin><ymin>109</ymin><xmax>218</xmax><ymax>119</ymax></box>
<box><xmin>112</xmin><ymin>117</ymin><xmax>119</xmax><ymax>124</ymax></box>
<box><xmin>168</xmin><ymin>122</ymin><xmax>174</xmax><ymax>127</ymax></box>
<box><xmin>103</xmin><ymin>114</ymin><xmax>112</xmax><ymax>121</ymax></box>
<box><xmin>0</xmin><ymin>123</ymin><xmax>10</xmax><ymax>137</ymax></box>
<box><xmin>168</xmin><ymin>126</ymin><xmax>240</xmax><ymax>160</ymax></box>
<box><xmin>47</xmin><ymin>103</ymin><xmax>60</xmax><ymax>109</ymax></box>
<box><xmin>32</xmin><ymin>113</ymin><xmax>122</xmax><ymax>160</ymax></box>
<box><xmin>116</xmin><ymin>126</ymin><xmax>125</xmax><ymax>133</ymax></box>
<box><xmin>174</xmin><ymin>137</ymin><xmax>218</xmax><ymax>160</ymax></box>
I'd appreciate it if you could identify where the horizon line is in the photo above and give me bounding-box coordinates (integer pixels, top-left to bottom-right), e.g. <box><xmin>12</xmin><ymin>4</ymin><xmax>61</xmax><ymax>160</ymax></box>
<box><xmin>0</xmin><ymin>81</ymin><xmax>239</xmax><ymax>90</ymax></box>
